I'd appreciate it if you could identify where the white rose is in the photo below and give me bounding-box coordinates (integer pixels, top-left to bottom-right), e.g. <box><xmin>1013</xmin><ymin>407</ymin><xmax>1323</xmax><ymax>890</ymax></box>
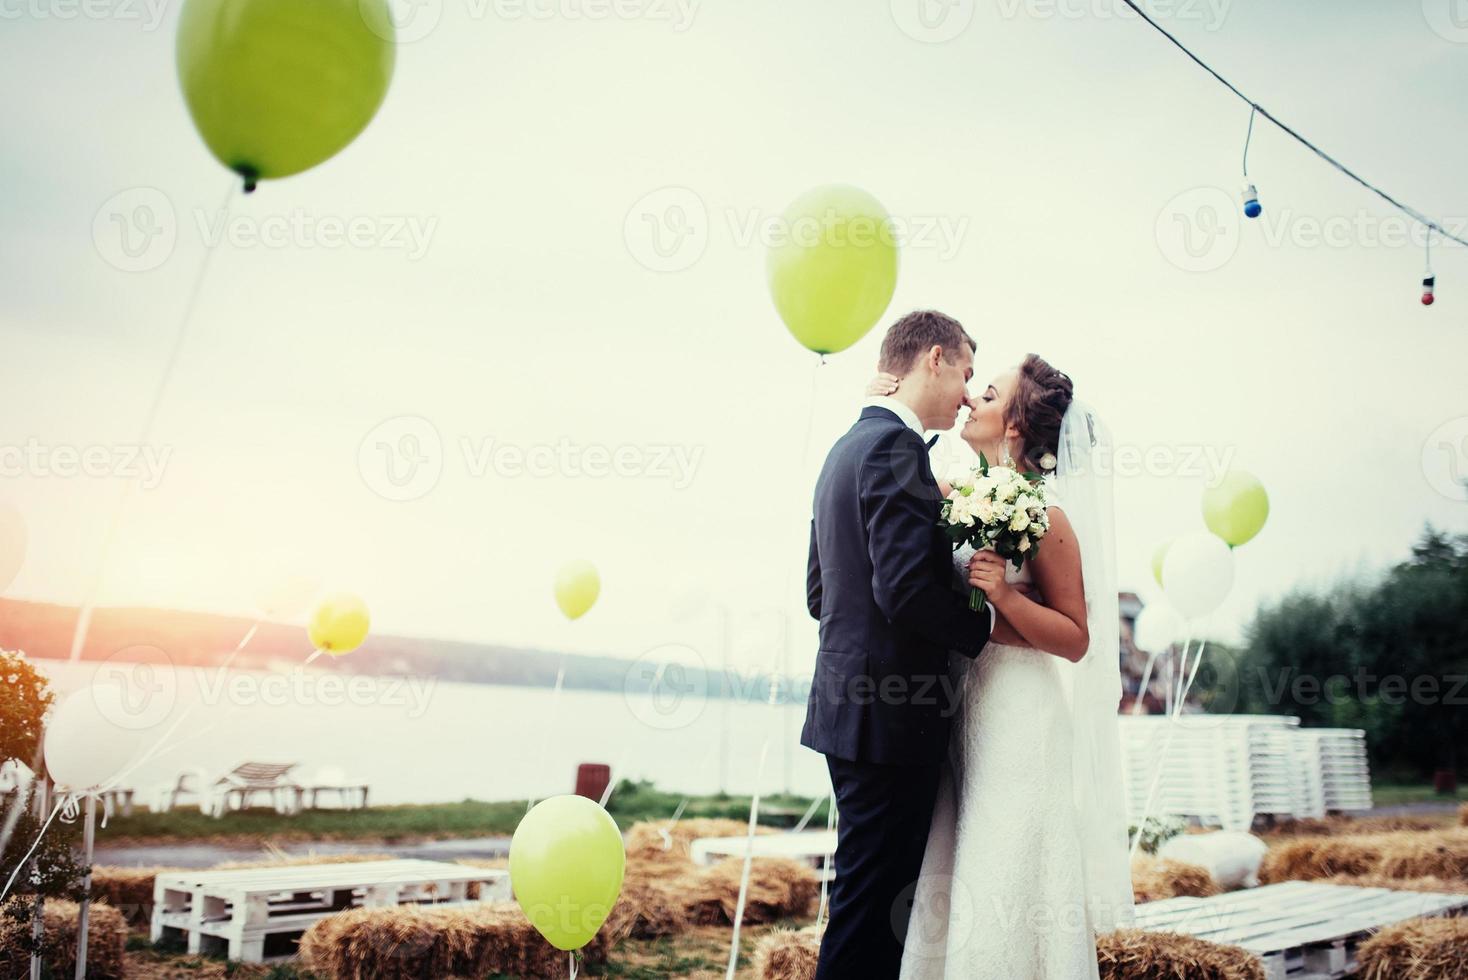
<box><xmin>1017</xmin><ymin>536</ymin><xmax>1031</xmax><ymax>552</ymax></box>
<box><xmin>1008</xmin><ymin>509</ymin><xmax>1030</xmax><ymax>532</ymax></box>
<box><xmin>975</xmin><ymin>499</ymin><xmax>996</xmax><ymax>524</ymax></box>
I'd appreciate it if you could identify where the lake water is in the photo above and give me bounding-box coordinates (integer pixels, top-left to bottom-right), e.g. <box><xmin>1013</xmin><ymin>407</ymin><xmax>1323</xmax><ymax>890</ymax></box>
<box><xmin>36</xmin><ymin>660</ymin><xmax>832</xmax><ymax>806</ymax></box>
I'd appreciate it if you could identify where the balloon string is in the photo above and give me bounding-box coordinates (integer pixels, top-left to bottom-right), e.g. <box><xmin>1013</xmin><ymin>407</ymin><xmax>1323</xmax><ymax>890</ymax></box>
<box><xmin>67</xmin><ymin>176</ymin><xmax>239</xmax><ymax>663</ymax></box>
<box><xmin>567</xmin><ymin>950</ymin><xmax>578</xmax><ymax>979</ymax></box>
<box><xmin>98</xmin><ymin>621</ymin><xmax>262</xmax><ymax>795</ymax></box>
<box><xmin>0</xmin><ymin>793</ymin><xmax>78</xmax><ymax>904</ymax></box>
<box><xmin>1128</xmin><ymin>631</ymin><xmax>1193</xmax><ymax>861</ymax></box>
<box><xmin>299</xmin><ymin>648</ymin><xmax>324</xmax><ymax>671</ymax></box>
<box><xmin>529</xmin><ymin>661</ymin><xmax>569</xmax><ymax>814</ymax></box>
<box><xmin>1132</xmin><ymin>648</ymin><xmax>1161</xmax><ymax>715</ymax></box>
<box><xmin>725</xmin><ymin>737</ymin><xmax>772</xmax><ymax>980</ymax></box>
<box><xmin>816</xmin><ymin>789</ymin><xmax>836</xmax><ymax>930</ymax></box>
<box><xmin>1242</xmin><ymin>104</ymin><xmax>1258</xmax><ymax>178</ymax></box>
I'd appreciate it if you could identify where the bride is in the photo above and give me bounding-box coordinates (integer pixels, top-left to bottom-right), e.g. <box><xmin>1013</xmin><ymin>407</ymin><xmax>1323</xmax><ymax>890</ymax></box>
<box><xmin>866</xmin><ymin>354</ymin><xmax>1134</xmax><ymax>979</ymax></box>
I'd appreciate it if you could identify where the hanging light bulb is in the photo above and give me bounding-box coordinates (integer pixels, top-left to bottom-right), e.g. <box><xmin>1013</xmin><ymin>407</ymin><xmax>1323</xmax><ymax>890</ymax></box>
<box><xmin>1240</xmin><ymin>106</ymin><xmax>1262</xmax><ymax>219</ymax></box>
<box><xmin>1241</xmin><ymin>182</ymin><xmax>1262</xmax><ymax>219</ymax></box>
<box><xmin>1422</xmin><ymin>229</ymin><xmax>1435</xmax><ymax>306</ymax></box>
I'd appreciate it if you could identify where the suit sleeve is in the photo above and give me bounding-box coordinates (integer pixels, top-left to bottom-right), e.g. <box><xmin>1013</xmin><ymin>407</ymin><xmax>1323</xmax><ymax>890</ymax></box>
<box><xmin>806</xmin><ymin>519</ymin><xmax>822</xmax><ymax>621</ymax></box>
<box><xmin>862</xmin><ymin>429</ymin><xmax>991</xmax><ymax>659</ymax></box>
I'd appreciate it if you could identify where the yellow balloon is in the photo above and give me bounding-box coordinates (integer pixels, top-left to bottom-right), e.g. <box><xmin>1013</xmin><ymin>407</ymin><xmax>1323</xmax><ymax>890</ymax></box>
<box><xmin>308</xmin><ymin>593</ymin><xmax>370</xmax><ymax>656</ymax></box>
<box><xmin>510</xmin><ymin>795</ymin><xmax>625</xmax><ymax>951</ymax></box>
<box><xmin>1151</xmin><ymin>538</ymin><xmax>1173</xmax><ymax>587</ymax></box>
<box><xmin>767</xmin><ymin>184</ymin><xmax>899</xmax><ymax>355</ymax></box>
<box><xmin>554</xmin><ymin>560</ymin><xmax>600</xmax><ymax>621</ymax></box>
<box><xmin>176</xmin><ymin>0</ymin><xmax>396</xmax><ymax>191</ymax></box>
<box><xmin>1202</xmin><ymin>469</ymin><xmax>1270</xmax><ymax>547</ymax></box>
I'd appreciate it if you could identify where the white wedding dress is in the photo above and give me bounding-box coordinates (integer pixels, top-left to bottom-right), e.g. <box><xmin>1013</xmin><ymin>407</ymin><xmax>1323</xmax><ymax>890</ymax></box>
<box><xmin>899</xmin><ymin>511</ymin><xmax>1103</xmax><ymax>979</ymax></box>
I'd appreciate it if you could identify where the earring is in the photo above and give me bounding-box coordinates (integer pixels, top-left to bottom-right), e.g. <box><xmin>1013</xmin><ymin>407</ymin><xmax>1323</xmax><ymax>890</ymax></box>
<box><xmin>1001</xmin><ymin>441</ymin><xmax>1015</xmax><ymax>467</ymax></box>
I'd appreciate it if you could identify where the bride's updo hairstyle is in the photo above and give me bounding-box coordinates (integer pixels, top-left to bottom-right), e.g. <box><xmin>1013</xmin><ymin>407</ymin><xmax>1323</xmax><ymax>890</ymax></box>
<box><xmin>1005</xmin><ymin>354</ymin><xmax>1073</xmax><ymax>472</ymax></box>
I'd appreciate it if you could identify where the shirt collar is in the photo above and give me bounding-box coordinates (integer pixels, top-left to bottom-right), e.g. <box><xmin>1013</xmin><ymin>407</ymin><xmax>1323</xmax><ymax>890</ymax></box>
<box><xmin>862</xmin><ymin>396</ymin><xmax>925</xmax><ymax>437</ymax></box>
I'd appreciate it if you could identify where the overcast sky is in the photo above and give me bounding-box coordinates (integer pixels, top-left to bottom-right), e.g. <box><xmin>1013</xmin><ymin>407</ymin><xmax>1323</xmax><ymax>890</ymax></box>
<box><xmin>2</xmin><ymin>0</ymin><xmax>1467</xmax><ymax>677</ymax></box>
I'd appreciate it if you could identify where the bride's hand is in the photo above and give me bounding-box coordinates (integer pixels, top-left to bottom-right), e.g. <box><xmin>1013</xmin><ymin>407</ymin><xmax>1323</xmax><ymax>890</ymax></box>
<box><xmin>865</xmin><ymin>372</ymin><xmax>901</xmax><ymax>397</ymax></box>
<box><xmin>968</xmin><ymin>551</ymin><xmax>1014</xmax><ymax>607</ymax></box>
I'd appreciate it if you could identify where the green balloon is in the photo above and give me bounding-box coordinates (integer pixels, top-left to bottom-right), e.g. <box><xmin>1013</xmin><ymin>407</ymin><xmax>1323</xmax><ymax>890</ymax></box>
<box><xmin>767</xmin><ymin>184</ymin><xmax>899</xmax><ymax>355</ymax></box>
<box><xmin>176</xmin><ymin>0</ymin><xmax>395</xmax><ymax>191</ymax></box>
<box><xmin>510</xmin><ymin>795</ymin><xmax>625</xmax><ymax>951</ymax></box>
<box><xmin>1151</xmin><ymin>538</ymin><xmax>1174</xmax><ymax>587</ymax></box>
<box><xmin>1202</xmin><ymin>469</ymin><xmax>1270</xmax><ymax>547</ymax></box>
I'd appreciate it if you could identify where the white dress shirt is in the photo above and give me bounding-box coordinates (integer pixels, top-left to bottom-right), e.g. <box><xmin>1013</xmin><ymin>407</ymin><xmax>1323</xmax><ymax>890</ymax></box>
<box><xmin>860</xmin><ymin>397</ymin><xmax>998</xmax><ymax>633</ymax></box>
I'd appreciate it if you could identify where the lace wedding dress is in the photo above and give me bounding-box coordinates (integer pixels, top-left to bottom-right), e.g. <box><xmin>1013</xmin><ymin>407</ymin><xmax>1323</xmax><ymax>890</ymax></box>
<box><xmin>898</xmin><ymin>501</ymin><xmax>1102</xmax><ymax>980</ymax></box>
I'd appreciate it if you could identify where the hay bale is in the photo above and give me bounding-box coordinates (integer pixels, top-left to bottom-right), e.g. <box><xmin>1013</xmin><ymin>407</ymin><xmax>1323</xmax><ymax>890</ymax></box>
<box><xmin>752</xmin><ymin>925</ymin><xmax>822</xmax><ymax>980</ymax></box>
<box><xmin>624</xmin><ymin>817</ymin><xmax>774</xmax><ymax>866</ymax></box>
<box><xmin>612</xmin><ymin>872</ymin><xmax>692</xmax><ymax>938</ymax></box>
<box><xmin>90</xmin><ymin>865</ymin><xmax>177</xmax><ymax>926</ymax></box>
<box><xmin>1097</xmin><ymin>929</ymin><xmax>1264</xmax><ymax>980</ymax></box>
<box><xmin>299</xmin><ymin>899</ymin><xmax>628</xmax><ymax>980</ymax></box>
<box><xmin>1263</xmin><ymin>815</ymin><xmax>1451</xmax><ymax>839</ymax></box>
<box><xmin>214</xmin><ymin>850</ymin><xmax>396</xmax><ymax>870</ymax></box>
<box><xmin>1261</xmin><ymin>829</ymin><xmax>1468</xmax><ymax>884</ymax></box>
<box><xmin>1358</xmin><ymin>916</ymin><xmax>1468</xmax><ymax>979</ymax></box>
<box><xmin>1320</xmin><ymin>873</ymin><xmax>1468</xmax><ymax>895</ymax></box>
<box><xmin>1132</xmin><ymin>855</ymin><xmax>1220</xmax><ymax>903</ymax></box>
<box><xmin>685</xmin><ymin>857</ymin><xmax>819</xmax><ymax>926</ymax></box>
<box><xmin>0</xmin><ymin>899</ymin><xmax>127</xmax><ymax>980</ymax></box>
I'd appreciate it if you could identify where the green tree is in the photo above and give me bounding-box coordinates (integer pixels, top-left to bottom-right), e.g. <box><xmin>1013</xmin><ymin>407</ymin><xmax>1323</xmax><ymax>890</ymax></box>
<box><xmin>1211</xmin><ymin>527</ymin><xmax>1468</xmax><ymax>781</ymax></box>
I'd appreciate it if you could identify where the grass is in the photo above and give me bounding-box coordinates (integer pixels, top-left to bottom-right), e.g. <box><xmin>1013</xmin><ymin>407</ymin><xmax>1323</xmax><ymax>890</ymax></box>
<box><xmin>98</xmin><ymin>780</ymin><xmax>831</xmax><ymax>844</ymax></box>
<box><xmin>1369</xmin><ymin>782</ymin><xmax>1464</xmax><ymax>807</ymax></box>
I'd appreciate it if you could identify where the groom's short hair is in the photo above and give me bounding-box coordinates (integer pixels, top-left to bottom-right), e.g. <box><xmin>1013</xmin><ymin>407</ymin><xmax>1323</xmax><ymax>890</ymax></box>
<box><xmin>878</xmin><ymin>310</ymin><xmax>974</xmax><ymax>374</ymax></box>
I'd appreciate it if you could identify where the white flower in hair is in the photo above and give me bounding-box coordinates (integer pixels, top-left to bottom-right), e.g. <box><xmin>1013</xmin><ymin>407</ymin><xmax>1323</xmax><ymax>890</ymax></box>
<box><xmin>1039</xmin><ymin>452</ymin><xmax>1057</xmax><ymax>471</ymax></box>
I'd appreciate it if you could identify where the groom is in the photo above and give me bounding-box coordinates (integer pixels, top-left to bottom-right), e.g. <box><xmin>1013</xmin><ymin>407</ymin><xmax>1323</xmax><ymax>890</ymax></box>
<box><xmin>802</xmin><ymin>310</ymin><xmax>999</xmax><ymax>979</ymax></box>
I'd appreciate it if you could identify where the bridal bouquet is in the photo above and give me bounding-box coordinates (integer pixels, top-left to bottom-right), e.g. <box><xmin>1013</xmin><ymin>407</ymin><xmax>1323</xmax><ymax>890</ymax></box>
<box><xmin>940</xmin><ymin>455</ymin><xmax>1051</xmax><ymax>613</ymax></box>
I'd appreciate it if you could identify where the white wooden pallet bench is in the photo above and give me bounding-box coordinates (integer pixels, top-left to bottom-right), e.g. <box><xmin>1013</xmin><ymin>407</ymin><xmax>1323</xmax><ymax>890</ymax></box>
<box><xmin>1132</xmin><ymin>880</ymin><xmax>1468</xmax><ymax>979</ymax></box>
<box><xmin>690</xmin><ymin>830</ymin><xmax>837</xmax><ymax>882</ymax></box>
<box><xmin>150</xmin><ymin>858</ymin><xmax>511</xmax><ymax>962</ymax></box>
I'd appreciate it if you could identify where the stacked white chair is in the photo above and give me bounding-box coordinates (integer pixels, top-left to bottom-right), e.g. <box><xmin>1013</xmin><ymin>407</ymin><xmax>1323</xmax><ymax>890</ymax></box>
<box><xmin>1118</xmin><ymin>715</ymin><xmax>1370</xmax><ymax>830</ymax></box>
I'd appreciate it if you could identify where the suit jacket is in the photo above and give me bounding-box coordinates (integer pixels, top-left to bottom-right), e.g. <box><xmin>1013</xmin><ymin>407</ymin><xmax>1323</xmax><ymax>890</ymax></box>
<box><xmin>800</xmin><ymin>406</ymin><xmax>992</xmax><ymax>765</ymax></box>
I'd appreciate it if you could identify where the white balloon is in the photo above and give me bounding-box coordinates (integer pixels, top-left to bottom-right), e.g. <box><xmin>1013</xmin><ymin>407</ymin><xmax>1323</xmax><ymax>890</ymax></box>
<box><xmin>43</xmin><ymin>685</ymin><xmax>149</xmax><ymax>792</ymax></box>
<box><xmin>0</xmin><ymin>501</ymin><xmax>27</xmax><ymax>594</ymax></box>
<box><xmin>1161</xmin><ymin>531</ymin><xmax>1235</xmax><ymax>620</ymax></box>
<box><xmin>1133</xmin><ymin>602</ymin><xmax>1185</xmax><ymax>653</ymax></box>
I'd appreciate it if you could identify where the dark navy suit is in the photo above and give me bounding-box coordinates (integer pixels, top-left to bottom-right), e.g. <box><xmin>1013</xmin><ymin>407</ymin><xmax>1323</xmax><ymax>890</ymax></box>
<box><xmin>801</xmin><ymin>404</ymin><xmax>992</xmax><ymax>979</ymax></box>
